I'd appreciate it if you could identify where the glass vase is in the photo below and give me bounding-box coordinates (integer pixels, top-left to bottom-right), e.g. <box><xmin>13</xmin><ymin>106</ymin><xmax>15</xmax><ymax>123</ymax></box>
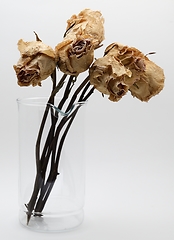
<box><xmin>17</xmin><ymin>97</ymin><xmax>86</xmax><ymax>232</ymax></box>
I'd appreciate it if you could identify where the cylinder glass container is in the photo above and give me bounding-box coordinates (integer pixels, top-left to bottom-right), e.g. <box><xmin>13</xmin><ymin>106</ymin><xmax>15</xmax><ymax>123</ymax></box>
<box><xmin>17</xmin><ymin>97</ymin><xmax>86</xmax><ymax>232</ymax></box>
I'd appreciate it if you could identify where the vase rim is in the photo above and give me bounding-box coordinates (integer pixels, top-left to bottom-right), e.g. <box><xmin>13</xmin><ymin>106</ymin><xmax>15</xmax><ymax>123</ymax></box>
<box><xmin>16</xmin><ymin>97</ymin><xmax>55</xmax><ymax>106</ymax></box>
<box><xmin>16</xmin><ymin>97</ymin><xmax>87</xmax><ymax>107</ymax></box>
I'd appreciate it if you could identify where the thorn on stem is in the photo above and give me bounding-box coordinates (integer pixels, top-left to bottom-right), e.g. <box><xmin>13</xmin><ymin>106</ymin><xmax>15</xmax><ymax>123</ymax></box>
<box><xmin>26</xmin><ymin>212</ymin><xmax>32</xmax><ymax>225</ymax></box>
<box><xmin>33</xmin><ymin>31</ymin><xmax>42</xmax><ymax>42</ymax></box>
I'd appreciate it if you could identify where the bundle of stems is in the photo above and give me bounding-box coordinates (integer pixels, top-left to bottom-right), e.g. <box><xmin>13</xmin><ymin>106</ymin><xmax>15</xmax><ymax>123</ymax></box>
<box><xmin>25</xmin><ymin>69</ymin><xmax>94</xmax><ymax>224</ymax></box>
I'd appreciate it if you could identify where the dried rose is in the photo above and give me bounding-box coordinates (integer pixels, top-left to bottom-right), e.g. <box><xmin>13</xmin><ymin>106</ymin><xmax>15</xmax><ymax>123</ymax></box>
<box><xmin>55</xmin><ymin>37</ymin><xmax>94</xmax><ymax>75</ymax></box>
<box><xmin>55</xmin><ymin>9</ymin><xmax>105</xmax><ymax>76</ymax></box>
<box><xmin>90</xmin><ymin>42</ymin><xmax>165</xmax><ymax>102</ymax></box>
<box><xmin>129</xmin><ymin>59</ymin><xmax>165</xmax><ymax>101</ymax></box>
<box><xmin>13</xmin><ymin>39</ymin><xmax>56</xmax><ymax>87</ymax></box>
<box><xmin>106</xmin><ymin>43</ymin><xmax>165</xmax><ymax>101</ymax></box>
<box><xmin>64</xmin><ymin>8</ymin><xmax>105</xmax><ymax>49</ymax></box>
<box><xmin>89</xmin><ymin>53</ymin><xmax>132</xmax><ymax>102</ymax></box>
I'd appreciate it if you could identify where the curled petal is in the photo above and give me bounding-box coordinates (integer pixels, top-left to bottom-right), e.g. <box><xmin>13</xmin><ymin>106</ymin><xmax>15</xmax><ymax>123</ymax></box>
<box><xmin>108</xmin><ymin>77</ymin><xmax>129</xmax><ymax>102</ymax></box>
<box><xmin>105</xmin><ymin>43</ymin><xmax>146</xmax><ymax>71</ymax></box>
<box><xmin>17</xmin><ymin>39</ymin><xmax>56</xmax><ymax>58</ymax></box>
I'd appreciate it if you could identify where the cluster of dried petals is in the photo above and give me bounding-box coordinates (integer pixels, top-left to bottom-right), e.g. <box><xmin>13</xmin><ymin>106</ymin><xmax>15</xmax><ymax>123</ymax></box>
<box><xmin>14</xmin><ymin>9</ymin><xmax>165</xmax><ymax>101</ymax></box>
<box><xmin>129</xmin><ymin>60</ymin><xmax>164</xmax><ymax>101</ymax></box>
<box><xmin>89</xmin><ymin>54</ymin><xmax>132</xmax><ymax>102</ymax></box>
<box><xmin>89</xmin><ymin>42</ymin><xmax>165</xmax><ymax>102</ymax></box>
<box><xmin>64</xmin><ymin>9</ymin><xmax>105</xmax><ymax>49</ymax></box>
<box><xmin>111</xmin><ymin>43</ymin><xmax>165</xmax><ymax>101</ymax></box>
<box><xmin>104</xmin><ymin>43</ymin><xmax>147</xmax><ymax>85</ymax></box>
<box><xmin>13</xmin><ymin>39</ymin><xmax>56</xmax><ymax>87</ymax></box>
<box><xmin>55</xmin><ymin>37</ymin><xmax>95</xmax><ymax>75</ymax></box>
<box><xmin>55</xmin><ymin>9</ymin><xmax>105</xmax><ymax>76</ymax></box>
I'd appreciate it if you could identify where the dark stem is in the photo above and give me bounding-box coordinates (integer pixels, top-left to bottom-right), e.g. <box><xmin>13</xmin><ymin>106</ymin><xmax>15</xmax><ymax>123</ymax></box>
<box><xmin>37</xmin><ymin>75</ymin><xmax>77</xmax><ymax>186</ymax></box>
<box><xmin>25</xmin><ymin>72</ymin><xmax>67</xmax><ymax>224</ymax></box>
<box><xmin>34</xmin><ymin>107</ymin><xmax>79</xmax><ymax>213</ymax></box>
<box><xmin>33</xmin><ymin>83</ymin><xmax>94</xmax><ymax>214</ymax></box>
<box><xmin>25</xmin><ymin>72</ymin><xmax>94</xmax><ymax>224</ymax></box>
<box><xmin>66</xmin><ymin>76</ymin><xmax>89</xmax><ymax>112</ymax></box>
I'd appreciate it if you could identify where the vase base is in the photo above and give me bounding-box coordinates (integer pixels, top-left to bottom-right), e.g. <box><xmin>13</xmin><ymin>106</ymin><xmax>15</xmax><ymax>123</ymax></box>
<box><xmin>19</xmin><ymin>209</ymin><xmax>84</xmax><ymax>232</ymax></box>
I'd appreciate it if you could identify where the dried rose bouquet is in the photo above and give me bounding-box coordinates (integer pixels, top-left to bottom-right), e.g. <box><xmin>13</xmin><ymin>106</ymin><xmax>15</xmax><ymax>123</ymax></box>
<box><xmin>14</xmin><ymin>9</ymin><xmax>165</xmax><ymax>225</ymax></box>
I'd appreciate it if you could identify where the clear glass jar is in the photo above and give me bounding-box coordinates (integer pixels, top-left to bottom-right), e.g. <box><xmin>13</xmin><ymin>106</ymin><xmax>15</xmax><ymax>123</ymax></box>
<box><xmin>17</xmin><ymin>97</ymin><xmax>86</xmax><ymax>232</ymax></box>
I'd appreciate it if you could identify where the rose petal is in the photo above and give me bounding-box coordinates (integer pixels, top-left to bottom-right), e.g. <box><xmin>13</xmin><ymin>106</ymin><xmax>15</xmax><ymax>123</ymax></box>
<box><xmin>17</xmin><ymin>39</ymin><xmax>56</xmax><ymax>58</ymax></box>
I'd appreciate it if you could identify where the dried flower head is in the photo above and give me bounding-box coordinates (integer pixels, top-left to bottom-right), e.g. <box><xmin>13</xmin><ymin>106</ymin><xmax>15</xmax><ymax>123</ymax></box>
<box><xmin>108</xmin><ymin>43</ymin><xmax>165</xmax><ymax>101</ymax></box>
<box><xmin>13</xmin><ymin>38</ymin><xmax>56</xmax><ymax>87</ymax></box>
<box><xmin>55</xmin><ymin>9</ymin><xmax>105</xmax><ymax>76</ymax></box>
<box><xmin>90</xmin><ymin>42</ymin><xmax>165</xmax><ymax>102</ymax></box>
<box><xmin>64</xmin><ymin>8</ymin><xmax>105</xmax><ymax>49</ymax></box>
<box><xmin>89</xmin><ymin>53</ymin><xmax>132</xmax><ymax>102</ymax></box>
<box><xmin>55</xmin><ymin>37</ymin><xmax>94</xmax><ymax>75</ymax></box>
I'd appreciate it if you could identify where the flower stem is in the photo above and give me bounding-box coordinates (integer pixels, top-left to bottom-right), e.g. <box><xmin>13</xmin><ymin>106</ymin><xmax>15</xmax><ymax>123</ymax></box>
<box><xmin>25</xmin><ymin>72</ymin><xmax>67</xmax><ymax>224</ymax></box>
<box><xmin>25</xmin><ymin>72</ymin><xmax>94</xmax><ymax>224</ymax></box>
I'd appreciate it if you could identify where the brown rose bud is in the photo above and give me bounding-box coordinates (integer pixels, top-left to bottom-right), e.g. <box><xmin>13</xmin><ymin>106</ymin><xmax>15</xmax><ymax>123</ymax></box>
<box><xmin>64</xmin><ymin>8</ymin><xmax>105</xmax><ymax>49</ymax></box>
<box><xmin>129</xmin><ymin>59</ymin><xmax>165</xmax><ymax>101</ymax></box>
<box><xmin>13</xmin><ymin>39</ymin><xmax>56</xmax><ymax>87</ymax></box>
<box><xmin>55</xmin><ymin>37</ymin><xmax>95</xmax><ymax>76</ymax></box>
<box><xmin>89</xmin><ymin>54</ymin><xmax>132</xmax><ymax>102</ymax></box>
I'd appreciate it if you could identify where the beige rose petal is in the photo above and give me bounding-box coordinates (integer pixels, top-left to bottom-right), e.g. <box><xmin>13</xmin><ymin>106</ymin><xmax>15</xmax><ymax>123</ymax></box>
<box><xmin>17</xmin><ymin>39</ymin><xmax>56</xmax><ymax>59</ymax></box>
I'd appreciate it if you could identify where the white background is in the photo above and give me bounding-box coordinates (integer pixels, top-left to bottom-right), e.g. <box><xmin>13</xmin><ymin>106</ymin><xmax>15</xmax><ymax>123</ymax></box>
<box><xmin>0</xmin><ymin>0</ymin><xmax>174</xmax><ymax>239</ymax></box>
